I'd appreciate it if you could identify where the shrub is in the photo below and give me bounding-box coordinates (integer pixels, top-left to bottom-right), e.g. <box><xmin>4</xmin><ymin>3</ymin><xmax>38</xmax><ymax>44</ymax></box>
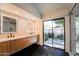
<box><xmin>44</xmin><ymin>32</ymin><xmax>54</xmax><ymax>41</ymax></box>
<box><xmin>57</xmin><ymin>34</ymin><xmax>64</xmax><ymax>40</ymax></box>
<box><xmin>48</xmin><ymin>32</ymin><xmax>54</xmax><ymax>38</ymax></box>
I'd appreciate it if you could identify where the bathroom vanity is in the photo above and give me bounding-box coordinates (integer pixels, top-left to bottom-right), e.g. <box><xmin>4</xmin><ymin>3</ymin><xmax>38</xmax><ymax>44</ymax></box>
<box><xmin>0</xmin><ymin>34</ymin><xmax>39</xmax><ymax>56</ymax></box>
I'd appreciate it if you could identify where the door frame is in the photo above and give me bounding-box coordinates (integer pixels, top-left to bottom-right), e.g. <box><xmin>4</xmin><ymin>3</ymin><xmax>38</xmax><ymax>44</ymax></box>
<box><xmin>43</xmin><ymin>17</ymin><xmax>65</xmax><ymax>51</ymax></box>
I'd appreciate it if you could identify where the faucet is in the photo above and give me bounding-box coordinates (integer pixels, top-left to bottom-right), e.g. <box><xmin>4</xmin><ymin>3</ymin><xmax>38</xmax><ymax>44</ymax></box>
<box><xmin>10</xmin><ymin>33</ymin><xmax>12</xmax><ymax>37</ymax></box>
<box><xmin>7</xmin><ymin>33</ymin><xmax>15</xmax><ymax>38</ymax></box>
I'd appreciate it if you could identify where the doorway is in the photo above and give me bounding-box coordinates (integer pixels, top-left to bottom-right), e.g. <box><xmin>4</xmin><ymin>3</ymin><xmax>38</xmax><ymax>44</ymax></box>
<box><xmin>43</xmin><ymin>18</ymin><xmax>65</xmax><ymax>49</ymax></box>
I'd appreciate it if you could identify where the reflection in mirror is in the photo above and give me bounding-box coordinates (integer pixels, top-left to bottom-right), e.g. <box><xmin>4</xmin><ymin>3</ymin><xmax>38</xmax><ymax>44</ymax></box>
<box><xmin>3</xmin><ymin>16</ymin><xmax>16</xmax><ymax>33</ymax></box>
<box><xmin>0</xmin><ymin>15</ymin><xmax>1</xmax><ymax>34</ymax></box>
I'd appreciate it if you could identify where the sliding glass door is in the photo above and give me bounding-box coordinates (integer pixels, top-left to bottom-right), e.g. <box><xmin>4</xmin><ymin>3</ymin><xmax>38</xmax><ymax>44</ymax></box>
<box><xmin>44</xmin><ymin>21</ymin><xmax>53</xmax><ymax>47</ymax></box>
<box><xmin>75</xmin><ymin>4</ymin><xmax>79</xmax><ymax>55</ymax></box>
<box><xmin>76</xmin><ymin>16</ymin><xmax>79</xmax><ymax>54</ymax></box>
<box><xmin>43</xmin><ymin>18</ymin><xmax>65</xmax><ymax>49</ymax></box>
<box><xmin>52</xmin><ymin>20</ymin><xmax>64</xmax><ymax>49</ymax></box>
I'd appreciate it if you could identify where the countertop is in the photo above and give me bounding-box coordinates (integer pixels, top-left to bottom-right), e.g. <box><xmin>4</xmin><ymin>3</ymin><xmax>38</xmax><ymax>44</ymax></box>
<box><xmin>0</xmin><ymin>34</ymin><xmax>38</xmax><ymax>43</ymax></box>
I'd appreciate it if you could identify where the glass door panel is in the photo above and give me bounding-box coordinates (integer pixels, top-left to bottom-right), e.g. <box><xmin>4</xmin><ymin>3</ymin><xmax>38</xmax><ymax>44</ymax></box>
<box><xmin>44</xmin><ymin>21</ymin><xmax>53</xmax><ymax>47</ymax></box>
<box><xmin>43</xmin><ymin>18</ymin><xmax>65</xmax><ymax>49</ymax></box>
<box><xmin>76</xmin><ymin>16</ymin><xmax>79</xmax><ymax>53</ymax></box>
<box><xmin>52</xmin><ymin>19</ymin><xmax>64</xmax><ymax>49</ymax></box>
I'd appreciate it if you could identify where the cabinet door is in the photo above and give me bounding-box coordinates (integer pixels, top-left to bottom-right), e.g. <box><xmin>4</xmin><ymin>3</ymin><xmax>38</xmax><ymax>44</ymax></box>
<box><xmin>10</xmin><ymin>40</ymin><xmax>17</xmax><ymax>54</ymax></box>
<box><xmin>21</xmin><ymin>38</ymin><xmax>32</xmax><ymax>47</ymax></box>
<box><xmin>10</xmin><ymin>38</ymin><xmax>31</xmax><ymax>54</ymax></box>
<box><xmin>15</xmin><ymin>38</ymin><xmax>32</xmax><ymax>50</ymax></box>
<box><xmin>0</xmin><ymin>41</ymin><xmax>10</xmax><ymax>56</ymax></box>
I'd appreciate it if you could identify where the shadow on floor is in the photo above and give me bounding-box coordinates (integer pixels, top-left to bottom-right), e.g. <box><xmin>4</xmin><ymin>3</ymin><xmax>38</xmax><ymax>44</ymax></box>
<box><xmin>10</xmin><ymin>44</ymin><xmax>69</xmax><ymax>56</ymax></box>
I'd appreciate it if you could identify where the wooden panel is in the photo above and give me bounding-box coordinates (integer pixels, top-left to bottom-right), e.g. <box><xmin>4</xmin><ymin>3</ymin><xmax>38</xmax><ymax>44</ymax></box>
<box><xmin>0</xmin><ymin>35</ymin><xmax>38</xmax><ymax>56</ymax></box>
<box><xmin>0</xmin><ymin>41</ymin><xmax>10</xmax><ymax>56</ymax></box>
<box><xmin>10</xmin><ymin>36</ymin><xmax>37</xmax><ymax>54</ymax></box>
<box><xmin>10</xmin><ymin>40</ymin><xmax>16</xmax><ymax>54</ymax></box>
<box><xmin>15</xmin><ymin>38</ymin><xmax>32</xmax><ymax>51</ymax></box>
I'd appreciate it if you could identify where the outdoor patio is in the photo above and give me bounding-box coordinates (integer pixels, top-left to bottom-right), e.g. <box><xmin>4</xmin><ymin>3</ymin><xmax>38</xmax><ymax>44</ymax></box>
<box><xmin>44</xmin><ymin>38</ymin><xmax>64</xmax><ymax>49</ymax></box>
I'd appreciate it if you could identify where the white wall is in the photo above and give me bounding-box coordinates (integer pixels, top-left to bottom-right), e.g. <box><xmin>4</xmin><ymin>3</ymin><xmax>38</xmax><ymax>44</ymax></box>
<box><xmin>65</xmin><ymin>15</ymin><xmax>70</xmax><ymax>53</ymax></box>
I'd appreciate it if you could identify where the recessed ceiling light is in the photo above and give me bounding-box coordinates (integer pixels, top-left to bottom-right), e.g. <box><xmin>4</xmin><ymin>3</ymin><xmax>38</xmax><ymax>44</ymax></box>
<box><xmin>15</xmin><ymin>11</ymin><xmax>19</xmax><ymax>13</ymax></box>
<box><xmin>25</xmin><ymin>15</ymin><xmax>29</xmax><ymax>18</ymax></box>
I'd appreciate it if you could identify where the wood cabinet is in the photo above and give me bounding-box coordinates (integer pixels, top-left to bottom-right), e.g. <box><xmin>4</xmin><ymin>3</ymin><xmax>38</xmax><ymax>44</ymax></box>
<box><xmin>10</xmin><ymin>40</ymin><xmax>16</xmax><ymax>54</ymax></box>
<box><xmin>0</xmin><ymin>41</ymin><xmax>10</xmax><ymax>56</ymax></box>
<box><xmin>0</xmin><ymin>35</ymin><xmax>38</xmax><ymax>56</ymax></box>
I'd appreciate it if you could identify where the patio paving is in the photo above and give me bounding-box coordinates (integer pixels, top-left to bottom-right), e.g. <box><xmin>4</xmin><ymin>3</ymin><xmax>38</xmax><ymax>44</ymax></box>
<box><xmin>44</xmin><ymin>38</ymin><xmax>64</xmax><ymax>49</ymax></box>
<box><xmin>76</xmin><ymin>40</ymin><xmax>79</xmax><ymax>53</ymax></box>
<box><xmin>44</xmin><ymin>38</ymin><xmax>79</xmax><ymax>53</ymax></box>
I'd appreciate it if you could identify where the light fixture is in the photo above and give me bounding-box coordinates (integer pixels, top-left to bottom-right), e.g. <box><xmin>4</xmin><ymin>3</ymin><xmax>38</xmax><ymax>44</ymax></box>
<box><xmin>15</xmin><ymin>11</ymin><xmax>19</xmax><ymax>13</ymax></box>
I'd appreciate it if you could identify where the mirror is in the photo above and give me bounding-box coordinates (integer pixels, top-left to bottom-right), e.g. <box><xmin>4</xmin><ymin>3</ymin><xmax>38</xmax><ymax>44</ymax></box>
<box><xmin>0</xmin><ymin>15</ymin><xmax>1</xmax><ymax>34</ymax></box>
<box><xmin>27</xmin><ymin>21</ymin><xmax>35</xmax><ymax>34</ymax></box>
<box><xmin>3</xmin><ymin>16</ymin><xmax>16</xmax><ymax>33</ymax></box>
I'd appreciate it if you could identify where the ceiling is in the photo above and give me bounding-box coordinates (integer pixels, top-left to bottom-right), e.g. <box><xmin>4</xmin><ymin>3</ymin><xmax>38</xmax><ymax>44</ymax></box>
<box><xmin>13</xmin><ymin>3</ymin><xmax>74</xmax><ymax>19</ymax></box>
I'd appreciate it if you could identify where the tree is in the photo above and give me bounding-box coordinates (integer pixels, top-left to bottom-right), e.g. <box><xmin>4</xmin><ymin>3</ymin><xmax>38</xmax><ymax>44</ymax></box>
<box><xmin>55</xmin><ymin>19</ymin><xmax>64</xmax><ymax>26</ymax></box>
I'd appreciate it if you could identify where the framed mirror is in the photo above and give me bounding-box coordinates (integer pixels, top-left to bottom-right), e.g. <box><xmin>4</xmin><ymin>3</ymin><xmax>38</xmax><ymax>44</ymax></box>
<box><xmin>2</xmin><ymin>16</ymin><xmax>16</xmax><ymax>33</ymax></box>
